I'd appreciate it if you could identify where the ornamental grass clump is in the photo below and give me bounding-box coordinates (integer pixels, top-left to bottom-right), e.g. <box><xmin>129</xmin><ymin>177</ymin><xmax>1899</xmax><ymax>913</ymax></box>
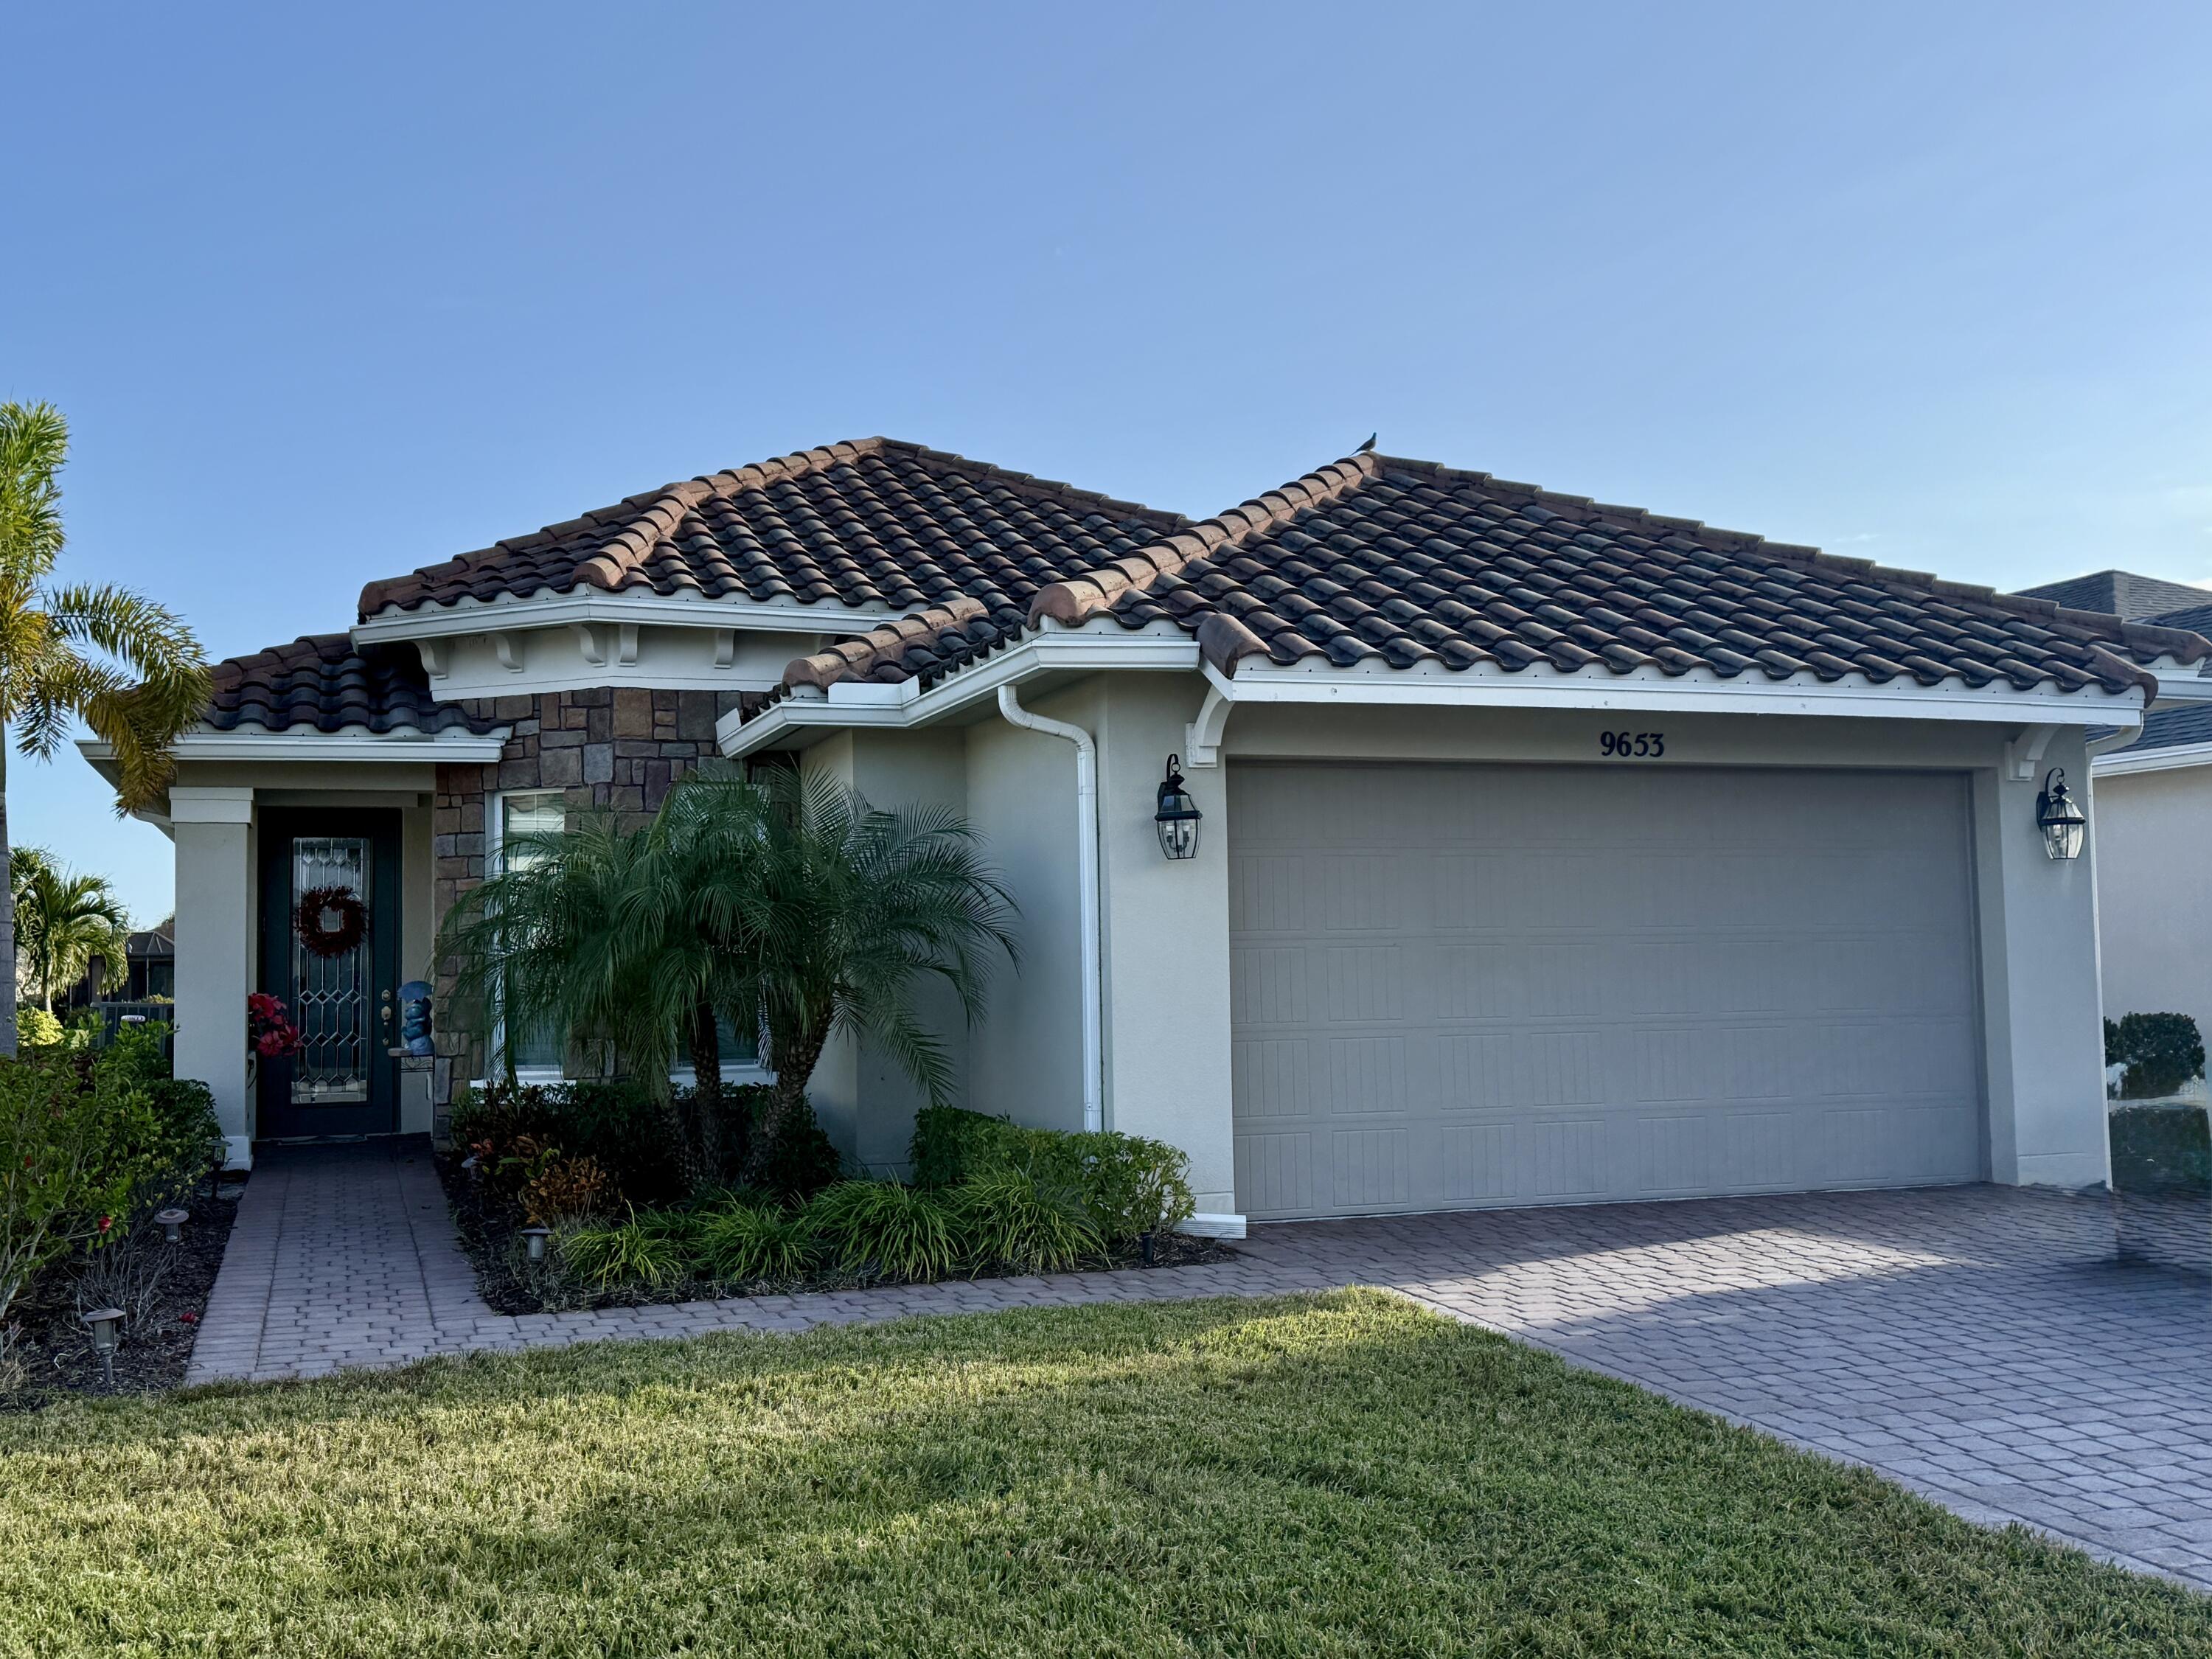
<box><xmin>804</xmin><ymin>1180</ymin><xmax>958</xmax><ymax>1282</ymax></box>
<box><xmin>559</xmin><ymin>1209</ymin><xmax>698</xmax><ymax>1290</ymax></box>
<box><xmin>697</xmin><ymin>1200</ymin><xmax>819</xmax><ymax>1283</ymax></box>
<box><xmin>951</xmin><ymin>1168</ymin><xmax>1102</xmax><ymax>1274</ymax></box>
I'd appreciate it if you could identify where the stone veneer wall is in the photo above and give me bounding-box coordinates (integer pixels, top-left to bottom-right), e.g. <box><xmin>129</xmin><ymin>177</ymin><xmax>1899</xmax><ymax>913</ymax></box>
<box><xmin>428</xmin><ymin>686</ymin><xmax>745</xmax><ymax>1115</ymax></box>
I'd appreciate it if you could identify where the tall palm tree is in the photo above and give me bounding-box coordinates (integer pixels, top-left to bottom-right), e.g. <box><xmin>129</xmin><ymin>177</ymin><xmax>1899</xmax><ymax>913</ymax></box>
<box><xmin>0</xmin><ymin>403</ymin><xmax>209</xmax><ymax>1056</ymax></box>
<box><xmin>9</xmin><ymin>846</ymin><xmax>130</xmax><ymax>1011</ymax></box>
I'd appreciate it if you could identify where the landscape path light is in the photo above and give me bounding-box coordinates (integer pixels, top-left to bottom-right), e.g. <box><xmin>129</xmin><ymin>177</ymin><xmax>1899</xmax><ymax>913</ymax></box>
<box><xmin>81</xmin><ymin>1307</ymin><xmax>124</xmax><ymax>1385</ymax></box>
<box><xmin>155</xmin><ymin>1207</ymin><xmax>189</xmax><ymax>1245</ymax></box>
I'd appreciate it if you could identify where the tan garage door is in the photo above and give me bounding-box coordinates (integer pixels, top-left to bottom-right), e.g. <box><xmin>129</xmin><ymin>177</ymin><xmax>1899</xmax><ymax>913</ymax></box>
<box><xmin>1229</xmin><ymin>763</ymin><xmax>1983</xmax><ymax>1220</ymax></box>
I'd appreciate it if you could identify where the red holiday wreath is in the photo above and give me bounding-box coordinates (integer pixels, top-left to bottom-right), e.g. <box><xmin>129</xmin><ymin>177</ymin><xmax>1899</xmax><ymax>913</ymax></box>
<box><xmin>295</xmin><ymin>885</ymin><xmax>368</xmax><ymax>959</ymax></box>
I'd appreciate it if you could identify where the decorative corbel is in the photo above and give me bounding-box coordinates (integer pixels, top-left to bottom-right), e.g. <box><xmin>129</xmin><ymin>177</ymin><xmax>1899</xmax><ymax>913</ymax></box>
<box><xmin>490</xmin><ymin>631</ymin><xmax>524</xmax><ymax>673</ymax></box>
<box><xmin>2005</xmin><ymin>723</ymin><xmax>2059</xmax><ymax>782</ymax></box>
<box><xmin>712</xmin><ymin>627</ymin><xmax>736</xmax><ymax>669</ymax></box>
<box><xmin>573</xmin><ymin>622</ymin><xmax>607</xmax><ymax>667</ymax></box>
<box><xmin>415</xmin><ymin>639</ymin><xmax>449</xmax><ymax>681</ymax></box>
<box><xmin>616</xmin><ymin>622</ymin><xmax>640</xmax><ymax>667</ymax></box>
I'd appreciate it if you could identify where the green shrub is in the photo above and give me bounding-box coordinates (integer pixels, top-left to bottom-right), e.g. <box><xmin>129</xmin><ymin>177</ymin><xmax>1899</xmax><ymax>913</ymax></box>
<box><xmin>93</xmin><ymin>1023</ymin><xmax>223</xmax><ymax>1220</ymax></box>
<box><xmin>0</xmin><ymin>1051</ymin><xmax>153</xmax><ymax>1321</ymax></box>
<box><xmin>453</xmin><ymin>1079</ymin><xmax>841</xmax><ymax>1205</ymax></box>
<box><xmin>697</xmin><ymin>1200</ymin><xmax>820</xmax><ymax>1283</ymax></box>
<box><xmin>14</xmin><ymin>1008</ymin><xmax>62</xmax><ymax>1050</ymax></box>
<box><xmin>951</xmin><ymin>1169</ymin><xmax>1104</xmax><ymax>1273</ymax></box>
<box><xmin>2106</xmin><ymin>1012</ymin><xmax>2207</xmax><ymax>1099</ymax></box>
<box><xmin>559</xmin><ymin>1208</ymin><xmax>699</xmax><ymax>1290</ymax></box>
<box><xmin>805</xmin><ymin>1181</ymin><xmax>958</xmax><ymax>1281</ymax></box>
<box><xmin>909</xmin><ymin>1108</ymin><xmax>1195</xmax><ymax>1242</ymax></box>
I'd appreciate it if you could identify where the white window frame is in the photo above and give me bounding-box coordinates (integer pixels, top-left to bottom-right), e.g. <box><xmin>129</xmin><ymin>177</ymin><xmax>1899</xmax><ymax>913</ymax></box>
<box><xmin>481</xmin><ymin>787</ymin><xmax>773</xmax><ymax>1088</ymax></box>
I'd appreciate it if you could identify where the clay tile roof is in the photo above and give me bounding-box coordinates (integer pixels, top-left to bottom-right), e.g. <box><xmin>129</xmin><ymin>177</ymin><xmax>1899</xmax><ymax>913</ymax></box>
<box><xmin>765</xmin><ymin>451</ymin><xmax>2212</xmax><ymax>705</ymax></box>
<box><xmin>355</xmin><ymin>437</ymin><xmax>1187</xmax><ymax>628</ymax></box>
<box><xmin>203</xmin><ymin>634</ymin><xmax>500</xmax><ymax>736</ymax></box>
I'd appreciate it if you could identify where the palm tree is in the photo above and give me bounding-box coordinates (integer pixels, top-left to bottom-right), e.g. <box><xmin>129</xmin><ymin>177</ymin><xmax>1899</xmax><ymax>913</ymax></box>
<box><xmin>0</xmin><ymin>403</ymin><xmax>209</xmax><ymax>1056</ymax></box>
<box><xmin>439</xmin><ymin>764</ymin><xmax>1018</xmax><ymax>1189</ymax></box>
<box><xmin>441</xmin><ymin>806</ymin><xmax>753</xmax><ymax>1189</ymax></box>
<box><xmin>669</xmin><ymin>765</ymin><xmax>1019</xmax><ymax>1185</ymax></box>
<box><xmin>9</xmin><ymin>846</ymin><xmax>130</xmax><ymax>1012</ymax></box>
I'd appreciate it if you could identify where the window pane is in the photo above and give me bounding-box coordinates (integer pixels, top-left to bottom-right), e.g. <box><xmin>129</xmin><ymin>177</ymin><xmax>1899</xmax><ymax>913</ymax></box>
<box><xmin>500</xmin><ymin>794</ymin><xmax>566</xmax><ymax>1070</ymax></box>
<box><xmin>715</xmin><ymin>1012</ymin><xmax>759</xmax><ymax>1065</ymax></box>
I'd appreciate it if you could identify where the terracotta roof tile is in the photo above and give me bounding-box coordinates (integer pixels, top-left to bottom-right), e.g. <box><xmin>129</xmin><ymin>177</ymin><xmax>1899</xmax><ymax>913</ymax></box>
<box><xmin>204</xmin><ymin>635</ymin><xmax>499</xmax><ymax>736</ymax></box>
<box><xmin>767</xmin><ymin>451</ymin><xmax>2212</xmax><ymax>704</ymax></box>
<box><xmin>355</xmin><ymin>437</ymin><xmax>1186</xmax><ymax>627</ymax></box>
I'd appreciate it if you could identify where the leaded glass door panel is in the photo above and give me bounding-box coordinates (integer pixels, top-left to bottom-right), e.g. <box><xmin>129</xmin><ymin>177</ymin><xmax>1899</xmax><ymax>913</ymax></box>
<box><xmin>257</xmin><ymin>810</ymin><xmax>402</xmax><ymax>1139</ymax></box>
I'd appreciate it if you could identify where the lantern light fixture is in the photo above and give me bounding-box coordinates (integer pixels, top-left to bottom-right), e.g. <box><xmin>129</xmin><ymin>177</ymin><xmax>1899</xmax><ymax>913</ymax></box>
<box><xmin>1154</xmin><ymin>755</ymin><xmax>1203</xmax><ymax>860</ymax></box>
<box><xmin>81</xmin><ymin>1307</ymin><xmax>124</xmax><ymax>1385</ymax></box>
<box><xmin>520</xmin><ymin>1226</ymin><xmax>552</xmax><ymax>1264</ymax></box>
<box><xmin>2035</xmin><ymin>767</ymin><xmax>2087</xmax><ymax>861</ymax></box>
<box><xmin>154</xmin><ymin>1207</ymin><xmax>189</xmax><ymax>1245</ymax></box>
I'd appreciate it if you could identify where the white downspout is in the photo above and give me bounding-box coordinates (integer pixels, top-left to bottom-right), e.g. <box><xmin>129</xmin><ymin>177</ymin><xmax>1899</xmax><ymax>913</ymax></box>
<box><xmin>998</xmin><ymin>684</ymin><xmax>1103</xmax><ymax>1133</ymax></box>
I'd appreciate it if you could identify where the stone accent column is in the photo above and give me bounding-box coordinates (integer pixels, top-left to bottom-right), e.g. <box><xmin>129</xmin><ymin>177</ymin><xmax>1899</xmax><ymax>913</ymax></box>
<box><xmin>171</xmin><ymin>786</ymin><xmax>255</xmax><ymax>1169</ymax></box>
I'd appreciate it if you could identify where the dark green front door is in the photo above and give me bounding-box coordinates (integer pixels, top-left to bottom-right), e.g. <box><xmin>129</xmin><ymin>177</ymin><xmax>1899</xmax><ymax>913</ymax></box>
<box><xmin>257</xmin><ymin>810</ymin><xmax>403</xmax><ymax>1140</ymax></box>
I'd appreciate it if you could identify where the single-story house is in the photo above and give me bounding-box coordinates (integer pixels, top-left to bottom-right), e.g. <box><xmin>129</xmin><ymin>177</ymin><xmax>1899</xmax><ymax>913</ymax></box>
<box><xmin>61</xmin><ymin>920</ymin><xmax>175</xmax><ymax>1008</ymax></box>
<box><xmin>2017</xmin><ymin>568</ymin><xmax>2212</xmax><ymax>1051</ymax></box>
<box><xmin>84</xmin><ymin>441</ymin><xmax>2212</xmax><ymax>1234</ymax></box>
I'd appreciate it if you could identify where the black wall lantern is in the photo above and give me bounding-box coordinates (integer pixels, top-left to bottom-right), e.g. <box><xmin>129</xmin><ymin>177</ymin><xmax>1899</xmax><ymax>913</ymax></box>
<box><xmin>1155</xmin><ymin>755</ymin><xmax>1203</xmax><ymax>860</ymax></box>
<box><xmin>2036</xmin><ymin>767</ymin><xmax>2087</xmax><ymax>861</ymax></box>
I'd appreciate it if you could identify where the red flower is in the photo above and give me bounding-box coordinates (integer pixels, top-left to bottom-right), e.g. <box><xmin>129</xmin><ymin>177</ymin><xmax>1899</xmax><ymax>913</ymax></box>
<box><xmin>97</xmin><ymin>1214</ymin><xmax>112</xmax><ymax>1233</ymax></box>
<box><xmin>179</xmin><ymin>1312</ymin><xmax>198</xmax><ymax>1324</ymax></box>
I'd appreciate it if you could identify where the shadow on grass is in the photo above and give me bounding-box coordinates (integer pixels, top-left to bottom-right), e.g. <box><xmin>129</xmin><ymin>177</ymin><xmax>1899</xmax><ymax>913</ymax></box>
<box><xmin>1</xmin><ymin>1291</ymin><xmax>2208</xmax><ymax>1658</ymax></box>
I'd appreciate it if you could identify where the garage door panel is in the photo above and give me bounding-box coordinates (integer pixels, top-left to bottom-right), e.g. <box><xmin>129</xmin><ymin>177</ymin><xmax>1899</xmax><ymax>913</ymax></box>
<box><xmin>1230</xmin><ymin>763</ymin><xmax>1984</xmax><ymax>1220</ymax></box>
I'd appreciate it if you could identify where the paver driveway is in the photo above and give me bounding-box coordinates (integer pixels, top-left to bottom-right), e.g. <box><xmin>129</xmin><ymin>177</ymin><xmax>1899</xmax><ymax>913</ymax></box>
<box><xmin>190</xmin><ymin>1141</ymin><xmax>2212</xmax><ymax>1593</ymax></box>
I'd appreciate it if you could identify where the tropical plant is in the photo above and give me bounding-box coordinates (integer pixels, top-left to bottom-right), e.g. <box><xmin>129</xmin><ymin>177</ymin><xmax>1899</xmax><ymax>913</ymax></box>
<box><xmin>0</xmin><ymin>1048</ymin><xmax>156</xmax><ymax>1324</ymax></box>
<box><xmin>0</xmin><ymin>403</ymin><xmax>210</xmax><ymax>1056</ymax></box>
<box><xmin>950</xmin><ymin>1168</ymin><xmax>1104</xmax><ymax>1274</ymax></box>
<box><xmin>440</xmin><ymin>809</ymin><xmax>745</xmax><ymax>1190</ymax></box>
<box><xmin>558</xmin><ymin>1208</ymin><xmax>698</xmax><ymax>1290</ymax></box>
<box><xmin>804</xmin><ymin>1180</ymin><xmax>959</xmax><ymax>1281</ymax></box>
<box><xmin>8</xmin><ymin>846</ymin><xmax>128</xmax><ymax>1012</ymax></box>
<box><xmin>660</xmin><ymin>766</ymin><xmax>1019</xmax><ymax>1185</ymax></box>
<box><xmin>910</xmin><ymin>1107</ymin><xmax>1196</xmax><ymax>1243</ymax></box>
<box><xmin>696</xmin><ymin>1199</ymin><xmax>820</xmax><ymax>1283</ymax></box>
<box><xmin>442</xmin><ymin>764</ymin><xmax>1016</xmax><ymax>1192</ymax></box>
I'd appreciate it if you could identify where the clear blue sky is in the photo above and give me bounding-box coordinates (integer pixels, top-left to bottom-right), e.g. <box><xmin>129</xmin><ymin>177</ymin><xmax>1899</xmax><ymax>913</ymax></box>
<box><xmin>6</xmin><ymin>3</ymin><xmax>2211</xmax><ymax>923</ymax></box>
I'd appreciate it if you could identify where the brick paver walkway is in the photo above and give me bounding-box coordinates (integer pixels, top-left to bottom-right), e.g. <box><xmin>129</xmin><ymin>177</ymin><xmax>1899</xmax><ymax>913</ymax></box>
<box><xmin>188</xmin><ymin>1141</ymin><xmax>2212</xmax><ymax>1593</ymax></box>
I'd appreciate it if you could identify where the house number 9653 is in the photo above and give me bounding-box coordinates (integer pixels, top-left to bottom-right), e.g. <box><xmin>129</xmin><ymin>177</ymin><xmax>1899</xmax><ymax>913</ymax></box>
<box><xmin>1599</xmin><ymin>731</ymin><xmax>1665</xmax><ymax>757</ymax></box>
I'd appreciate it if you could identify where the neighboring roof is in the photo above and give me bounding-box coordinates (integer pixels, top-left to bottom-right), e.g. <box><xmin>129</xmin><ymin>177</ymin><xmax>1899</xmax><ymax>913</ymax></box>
<box><xmin>355</xmin><ymin>438</ymin><xmax>1187</xmax><ymax>625</ymax></box>
<box><xmin>2017</xmin><ymin>569</ymin><xmax>2212</xmax><ymax>620</ymax></box>
<box><xmin>204</xmin><ymin>635</ymin><xmax>501</xmax><ymax>735</ymax></box>
<box><xmin>125</xmin><ymin>925</ymin><xmax>173</xmax><ymax>961</ymax></box>
<box><xmin>2109</xmin><ymin>700</ymin><xmax>2212</xmax><ymax>759</ymax></box>
<box><xmin>777</xmin><ymin>451</ymin><xmax>2212</xmax><ymax>703</ymax></box>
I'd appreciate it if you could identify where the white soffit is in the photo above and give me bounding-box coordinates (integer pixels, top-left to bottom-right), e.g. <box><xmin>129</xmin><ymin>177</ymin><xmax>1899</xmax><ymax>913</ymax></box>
<box><xmin>352</xmin><ymin>589</ymin><xmax>911</xmax><ymax>647</ymax></box>
<box><xmin>82</xmin><ymin>728</ymin><xmax>512</xmax><ymax>764</ymax></box>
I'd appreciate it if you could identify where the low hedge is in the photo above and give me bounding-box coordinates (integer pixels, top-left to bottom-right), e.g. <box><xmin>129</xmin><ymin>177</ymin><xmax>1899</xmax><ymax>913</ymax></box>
<box><xmin>908</xmin><ymin>1106</ymin><xmax>1194</xmax><ymax>1242</ymax></box>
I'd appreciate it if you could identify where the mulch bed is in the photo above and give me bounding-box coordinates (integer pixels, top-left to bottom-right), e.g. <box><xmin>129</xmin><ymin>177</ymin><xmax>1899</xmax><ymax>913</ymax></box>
<box><xmin>2</xmin><ymin>1179</ymin><xmax>243</xmax><ymax>1409</ymax></box>
<box><xmin>437</xmin><ymin>1148</ymin><xmax>1235</xmax><ymax>1315</ymax></box>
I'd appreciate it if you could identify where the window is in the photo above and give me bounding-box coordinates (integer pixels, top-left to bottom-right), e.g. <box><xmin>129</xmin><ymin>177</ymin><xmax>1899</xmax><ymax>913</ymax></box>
<box><xmin>484</xmin><ymin>790</ymin><xmax>764</xmax><ymax>1080</ymax></box>
<box><xmin>491</xmin><ymin>792</ymin><xmax>567</xmax><ymax>1075</ymax></box>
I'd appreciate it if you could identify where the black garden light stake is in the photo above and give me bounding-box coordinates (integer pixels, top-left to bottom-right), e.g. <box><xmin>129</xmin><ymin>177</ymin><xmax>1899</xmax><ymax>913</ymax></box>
<box><xmin>1154</xmin><ymin>755</ymin><xmax>1203</xmax><ymax>860</ymax></box>
<box><xmin>81</xmin><ymin>1307</ymin><xmax>124</xmax><ymax>1385</ymax></box>
<box><xmin>521</xmin><ymin>1226</ymin><xmax>552</xmax><ymax>1264</ymax></box>
<box><xmin>2037</xmin><ymin>768</ymin><xmax>2087</xmax><ymax>861</ymax></box>
<box><xmin>155</xmin><ymin>1207</ymin><xmax>188</xmax><ymax>1245</ymax></box>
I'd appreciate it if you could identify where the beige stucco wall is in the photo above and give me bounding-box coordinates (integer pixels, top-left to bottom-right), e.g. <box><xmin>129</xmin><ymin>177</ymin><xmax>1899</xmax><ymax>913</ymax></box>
<box><xmin>2091</xmin><ymin>763</ymin><xmax>2212</xmax><ymax>1047</ymax></box>
<box><xmin>862</xmin><ymin>675</ymin><xmax>2117</xmax><ymax>1215</ymax></box>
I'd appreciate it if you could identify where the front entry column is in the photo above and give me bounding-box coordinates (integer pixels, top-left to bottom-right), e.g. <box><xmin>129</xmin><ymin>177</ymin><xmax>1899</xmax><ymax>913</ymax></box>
<box><xmin>1972</xmin><ymin>730</ymin><xmax>2110</xmax><ymax>1189</ymax></box>
<box><xmin>171</xmin><ymin>787</ymin><xmax>254</xmax><ymax>1168</ymax></box>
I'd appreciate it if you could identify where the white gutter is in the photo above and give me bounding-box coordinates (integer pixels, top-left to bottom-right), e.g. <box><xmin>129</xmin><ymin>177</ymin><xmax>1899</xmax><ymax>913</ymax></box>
<box><xmin>2093</xmin><ymin>736</ymin><xmax>2212</xmax><ymax>774</ymax></box>
<box><xmin>995</xmin><ymin>684</ymin><xmax>1103</xmax><ymax>1135</ymax></box>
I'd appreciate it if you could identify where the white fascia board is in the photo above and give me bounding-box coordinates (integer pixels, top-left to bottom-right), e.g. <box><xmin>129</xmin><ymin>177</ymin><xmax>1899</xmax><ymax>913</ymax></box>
<box><xmin>2093</xmin><ymin>739</ymin><xmax>2212</xmax><ymax>777</ymax></box>
<box><xmin>1210</xmin><ymin>658</ymin><xmax>2146</xmax><ymax>727</ymax></box>
<box><xmin>352</xmin><ymin>589</ymin><xmax>909</xmax><ymax>647</ymax></box>
<box><xmin>717</xmin><ymin>630</ymin><xmax>1201</xmax><ymax>757</ymax></box>
<box><xmin>84</xmin><ymin>728</ymin><xmax>513</xmax><ymax>764</ymax></box>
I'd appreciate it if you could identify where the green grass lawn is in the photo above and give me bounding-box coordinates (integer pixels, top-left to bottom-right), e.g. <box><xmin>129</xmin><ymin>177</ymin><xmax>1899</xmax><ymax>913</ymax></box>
<box><xmin>1</xmin><ymin>1293</ymin><xmax>2204</xmax><ymax>1657</ymax></box>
